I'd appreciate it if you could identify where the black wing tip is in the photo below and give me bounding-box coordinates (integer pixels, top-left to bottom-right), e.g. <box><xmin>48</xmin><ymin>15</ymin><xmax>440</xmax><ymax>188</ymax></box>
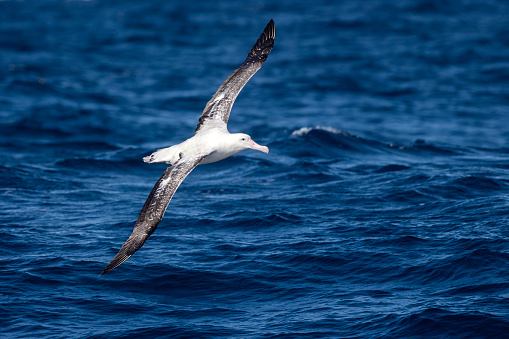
<box><xmin>267</xmin><ymin>19</ymin><xmax>275</xmax><ymax>36</ymax></box>
<box><xmin>246</xmin><ymin>19</ymin><xmax>276</xmax><ymax>63</ymax></box>
<box><xmin>100</xmin><ymin>252</ymin><xmax>130</xmax><ymax>275</ymax></box>
<box><xmin>99</xmin><ymin>234</ymin><xmax>147</xmax><ymax>276</ymax></box>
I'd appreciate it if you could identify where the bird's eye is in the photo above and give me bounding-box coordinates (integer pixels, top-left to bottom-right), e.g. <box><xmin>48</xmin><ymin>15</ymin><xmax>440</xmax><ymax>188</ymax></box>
<box><xmin>241</xmin><ymin>138</ymin><xmax>246</xmax><ymax>141</ymax></box>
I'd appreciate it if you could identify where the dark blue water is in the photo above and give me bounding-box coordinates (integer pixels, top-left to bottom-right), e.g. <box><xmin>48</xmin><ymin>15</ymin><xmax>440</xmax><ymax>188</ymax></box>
<box><xmin>1</xmin><ymin>0</ymin><xmax>509</xmax><ymax>337</ymax></box>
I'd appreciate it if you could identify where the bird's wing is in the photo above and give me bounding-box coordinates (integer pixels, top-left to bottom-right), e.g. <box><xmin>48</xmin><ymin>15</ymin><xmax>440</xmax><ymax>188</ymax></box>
<box><xmin>100</xmin><ymin>153</ymin><xmax>209</xmax><ymax>275</ymax></box>
<box><xmin>194</xmin><ymin>19</ymin><xmax>275</xmax><ymax>135</ymax></box>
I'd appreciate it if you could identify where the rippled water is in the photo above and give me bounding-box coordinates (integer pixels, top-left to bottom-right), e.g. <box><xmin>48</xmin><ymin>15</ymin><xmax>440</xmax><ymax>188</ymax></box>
<box><xmin>1</xmin><ymin>0</ymin><xmax>509</xmax><ymax>338</ymax></box>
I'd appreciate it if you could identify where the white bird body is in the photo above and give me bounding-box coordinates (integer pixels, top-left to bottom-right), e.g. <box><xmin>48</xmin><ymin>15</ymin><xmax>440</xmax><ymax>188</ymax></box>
<box><xmin>101</xmin><ymin>19</ymin><xmax>275</xmax><ymax>275</ymax></box>
<box><xmin>143</xmin><ymin>126</ymin><xmax>268</xmax><ymax>166</ymax></box>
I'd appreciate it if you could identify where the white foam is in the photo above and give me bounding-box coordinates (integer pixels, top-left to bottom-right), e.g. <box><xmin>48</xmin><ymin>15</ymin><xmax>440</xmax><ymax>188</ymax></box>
<box><xmin>290</xmin><ymin>126</ymin><xmax>345</xmax><ymax>137</ymax></box>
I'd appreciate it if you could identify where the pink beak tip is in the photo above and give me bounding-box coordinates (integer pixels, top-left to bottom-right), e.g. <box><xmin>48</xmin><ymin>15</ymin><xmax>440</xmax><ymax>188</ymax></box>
<box><xmin>250</xmin><ymin>140</ymin><xmax>269</xmax><ymax>154</ymax></box>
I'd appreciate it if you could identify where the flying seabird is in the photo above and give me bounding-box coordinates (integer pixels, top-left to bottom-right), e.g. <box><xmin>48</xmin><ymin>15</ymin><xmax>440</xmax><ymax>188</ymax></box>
<box><xmin>101</xmin><ymin>19</ymin><xmax>276</xmax><ymax>275</ymax></box>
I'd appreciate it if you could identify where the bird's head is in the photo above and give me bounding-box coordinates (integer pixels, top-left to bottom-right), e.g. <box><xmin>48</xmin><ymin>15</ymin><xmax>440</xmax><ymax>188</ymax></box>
<box><xmin>235</xmin><ymin>133</ymin><xmax>269</xmax><ymax>154</ymax></box>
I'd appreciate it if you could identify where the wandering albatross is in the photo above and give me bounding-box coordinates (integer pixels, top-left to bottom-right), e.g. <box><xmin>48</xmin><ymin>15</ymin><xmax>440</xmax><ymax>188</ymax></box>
<box><xmin>101</xmin><ymin>20</ymin><xmax>276</xmax><ymax>275</ymax></box>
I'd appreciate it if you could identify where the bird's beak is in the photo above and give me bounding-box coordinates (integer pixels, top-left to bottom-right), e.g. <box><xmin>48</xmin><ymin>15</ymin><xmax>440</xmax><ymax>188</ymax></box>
<box><xmin>250</xmin><ymin>139</ymin><xmax>269</xmax><ymax>154</ymax></box>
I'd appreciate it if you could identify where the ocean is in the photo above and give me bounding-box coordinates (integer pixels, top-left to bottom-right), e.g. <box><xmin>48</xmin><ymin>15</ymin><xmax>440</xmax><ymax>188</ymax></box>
<box><xmin>1</xmin><ymin>0</ymin><xmax>509</xmax><ymax>337</ymax></box>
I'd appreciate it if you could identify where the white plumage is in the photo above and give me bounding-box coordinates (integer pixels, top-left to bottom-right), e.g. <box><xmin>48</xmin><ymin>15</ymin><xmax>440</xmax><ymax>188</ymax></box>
<box><xmin>101</xmin><ymin>19</ymin><xmax>276</xmax><ymax>275</ymax></box>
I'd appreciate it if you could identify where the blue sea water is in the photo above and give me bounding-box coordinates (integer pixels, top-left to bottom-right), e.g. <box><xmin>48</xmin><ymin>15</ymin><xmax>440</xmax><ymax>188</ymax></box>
<box><xmin>1</xmin><ymin>0</ymin><xmax>509</xmax><ymax>337</ymax></box>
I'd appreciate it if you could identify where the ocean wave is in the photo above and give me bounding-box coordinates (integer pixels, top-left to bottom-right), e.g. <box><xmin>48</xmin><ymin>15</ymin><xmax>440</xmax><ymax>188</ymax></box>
<box><xmin>290</xmin><ymin>126</ymin><xmax>347</xmax><ymax>137</ymax></box>
<box><xmin>2</xmin><ymin>1</ymin><xmax>509</xmax><ymax>337</ymax></box>
<box><xmin>387</xmin><ymin>308</ymin><xmax>509</xmax><ymax>338</ymax></box>
<box><xmin>288</xmin><ymin>126</ymin><xmax>458</xmax><ymax>158</ymax></box>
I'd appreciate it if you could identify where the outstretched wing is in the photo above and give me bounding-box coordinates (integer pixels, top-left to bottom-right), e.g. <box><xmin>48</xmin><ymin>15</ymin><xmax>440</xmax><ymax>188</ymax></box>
<box><xmin>100</xmin><ymin>153</ymin><xmax>209</xmax><ymax>275</ymax></box>
<box><xmin>194</xmin><ymin>19</ymin><xmax>276</xmax><ymax>135</ymax></box>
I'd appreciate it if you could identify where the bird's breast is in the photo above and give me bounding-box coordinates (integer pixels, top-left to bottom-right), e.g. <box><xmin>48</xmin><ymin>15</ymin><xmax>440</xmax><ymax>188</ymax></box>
<box><xmin>199</xmin><ymin>149</ymin><xmax>235</xmax><ymax>165</ymax></box>
<box><xmin>182</xmin><ymin>128</ymin><xmax>240</xmax><ymax>165</ymax></box>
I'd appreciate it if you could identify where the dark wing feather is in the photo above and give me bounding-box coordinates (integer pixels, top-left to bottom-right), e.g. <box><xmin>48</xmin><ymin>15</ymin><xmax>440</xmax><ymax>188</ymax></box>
<box><xmin>100</xmin><ymin>154</ymin><xmax>208</xmax><ymax>275</ymax></box>
<box><xmin>194</xmin><ymin>19</ymin><xmax>275</xmax><ymax>134</ymax></box>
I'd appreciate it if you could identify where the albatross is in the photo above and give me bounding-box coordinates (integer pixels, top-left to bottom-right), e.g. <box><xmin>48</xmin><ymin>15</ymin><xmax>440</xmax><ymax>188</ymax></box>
<box><xmin>101</xmin><ymin>19</ymin><xmax>276</xmax><ymax>275</ymax></box>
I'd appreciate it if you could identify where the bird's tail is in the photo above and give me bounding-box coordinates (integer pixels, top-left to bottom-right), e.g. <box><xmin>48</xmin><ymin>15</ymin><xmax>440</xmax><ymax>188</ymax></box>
<box><xmin>143</xmin><ymin>153</ymin><xmax>158</xmax><ymax>163</ymax></box>
<box><xmin>100</xmin><ymin>233</ymin><xmax>149</xmax><ymax>275</ymax></box>
<box><xmin>143</xmin><ymin>145</ymin><xmax>179</xmax><ymax>164</ymax></box>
